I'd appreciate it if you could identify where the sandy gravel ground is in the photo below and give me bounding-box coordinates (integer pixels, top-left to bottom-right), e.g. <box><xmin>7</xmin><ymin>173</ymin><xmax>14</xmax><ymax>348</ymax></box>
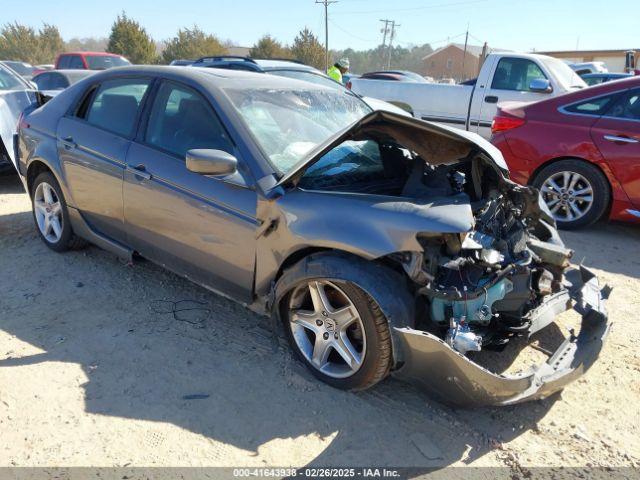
<box><xmin>1</xmin><ymin>173</ymin><xmax>639</xmax><ymax>475</ymax></box>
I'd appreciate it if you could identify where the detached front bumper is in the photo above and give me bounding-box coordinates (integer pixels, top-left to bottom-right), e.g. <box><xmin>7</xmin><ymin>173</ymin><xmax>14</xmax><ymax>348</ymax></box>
<box><xmin>391</xmin><ymin>266</ymin><xmax>611</xmax><ymax>407</ymax></box>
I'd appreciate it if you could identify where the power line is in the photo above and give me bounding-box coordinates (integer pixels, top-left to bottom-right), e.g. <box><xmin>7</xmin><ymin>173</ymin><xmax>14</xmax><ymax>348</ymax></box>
<box><xmin>316</xmin><ymin>0</ymin><xmax>338</xmax><ymax>71</ymax></box>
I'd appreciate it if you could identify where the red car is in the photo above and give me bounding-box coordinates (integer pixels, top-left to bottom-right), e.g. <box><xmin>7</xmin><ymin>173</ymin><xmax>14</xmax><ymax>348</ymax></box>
<box><xmin>54</xmin><ymin>52</ymin><xmax>130</xmax><ymax>70</ymax></box>
<box><xmin>491</xmin><ymin>76</ymin><xmax>640</xmax><ymax>229</ymax></box>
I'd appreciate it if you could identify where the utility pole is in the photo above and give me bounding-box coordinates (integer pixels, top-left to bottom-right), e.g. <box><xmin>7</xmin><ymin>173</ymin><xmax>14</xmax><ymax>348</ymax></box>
<box><xmin>387</xmin><ymin>20</ymin><xmax>400</xmax><ymax>70</ymax></box>
<box><xmin>461</xmin><ymin>24</ymin><xmax>469</xmax><ymax>81</ymax></box>
<box><xmin>379</xmin><ymin>19</ymin><xmax>391</xmax><ymax>69</ymax></box>
<box><xmin>316</xmin><ymin>0</ymin><xmax>338</xmax><ymax>72</ymax></box>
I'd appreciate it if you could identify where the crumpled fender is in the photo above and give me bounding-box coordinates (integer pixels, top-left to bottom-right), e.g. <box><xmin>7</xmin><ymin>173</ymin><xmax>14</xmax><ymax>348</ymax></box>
<box><xmin>391</xmin><ymin>265</ymin><xmax>611</xmax><ymax>407</ymax></box>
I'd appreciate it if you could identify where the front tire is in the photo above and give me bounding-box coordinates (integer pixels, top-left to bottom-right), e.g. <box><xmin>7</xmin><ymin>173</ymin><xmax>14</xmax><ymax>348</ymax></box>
<box><xmin>31</xmin><ymin>172</ymin><xmax>85</xmax><ymax>251</ymax></box>
<box><xmin>281</xmin><ymin>276</ymin><xmax>392</xmax><ymax>391</ymax></box>
<box><xmin>532</xmin><ymin>160</ymin><xmax>610</xmax><ymax>229</ymax></box>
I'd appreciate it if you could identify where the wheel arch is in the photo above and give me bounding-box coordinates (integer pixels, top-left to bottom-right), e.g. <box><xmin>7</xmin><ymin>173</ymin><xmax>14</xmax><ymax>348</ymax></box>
<box><xmin>529</xmin><ymin>156</ymin><xmax>615</xmax><ymax>224</ymax></box>
<box><xmin>26</xmin><ymin>159</ymin><xmax>57</xmax><ymax>196</ymax></box>
<box><xmin>272</xmin><ymin>249</ymin><xmax>416</xmax><ymax>367</ymax></box>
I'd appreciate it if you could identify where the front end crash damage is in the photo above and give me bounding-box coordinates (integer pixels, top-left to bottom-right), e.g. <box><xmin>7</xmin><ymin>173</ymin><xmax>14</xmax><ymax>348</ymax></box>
<box><xmin>262</xmin><ymin>111</ymin><xmax>611</xmax><ymax>407</ymax></box>
<box><xmin>392</xmin><ymin>266</ymin><xmax>610</xmax><ymax>407</ymax></box>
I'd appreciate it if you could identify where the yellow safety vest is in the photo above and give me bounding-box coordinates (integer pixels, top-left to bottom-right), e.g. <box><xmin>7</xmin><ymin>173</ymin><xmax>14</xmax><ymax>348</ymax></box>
<box><xmin>327</xmin><ymin>65</ymin><xmax>342</xmax><ymax>83</ymax></box>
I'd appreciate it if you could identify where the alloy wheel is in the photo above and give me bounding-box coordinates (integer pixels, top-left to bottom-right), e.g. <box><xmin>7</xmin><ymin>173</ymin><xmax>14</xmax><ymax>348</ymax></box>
<box><xmin>540</xmin><ymin>171</ymin><xmax>594</xmax><ymax>222</ymax></box>
<box><xmin>288</xmin><ymin>280</ymin><xmax>366</xmax><ymax>378</ymax></box>
<box><xmin>34</xmin><ymin>182</ymin><xmax>63</xmax><ymax>243</ymax></box>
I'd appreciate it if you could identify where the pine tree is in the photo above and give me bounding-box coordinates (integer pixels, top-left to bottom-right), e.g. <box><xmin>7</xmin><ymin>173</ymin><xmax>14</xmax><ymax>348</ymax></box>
<box><xmin>107</xmin><ymin>12</ymin><xmax>157</xmax><ymax>64</ymax></box>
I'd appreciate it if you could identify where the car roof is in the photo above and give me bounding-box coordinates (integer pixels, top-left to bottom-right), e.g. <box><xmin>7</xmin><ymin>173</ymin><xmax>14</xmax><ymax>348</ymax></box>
<box><xmin>87</xmin><ymin>65</ymin><xmax>336</xmax><ymax>91</ymax></box>
<box><xmin>582</xmin><ymin>72</ymin><xmax>631</xmax><ymax>78</ymax></box>
<box><xmin>61</xmin><ymin>52</ymin><xmax>123</xmax><ymax>57</ymax></box>
<box><xmin>253</xmin><ymin>59</ymin><xmax>318</xmax><ymax>72</ymax></box>
<box><xmin>35</xmin><ymin>69</ymin><xmax>97</xmax><ymax>79</ymax></box>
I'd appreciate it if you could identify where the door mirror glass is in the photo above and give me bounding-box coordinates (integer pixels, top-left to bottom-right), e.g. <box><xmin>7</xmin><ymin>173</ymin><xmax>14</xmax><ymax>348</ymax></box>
<box><xmin>529</xmin><ymin>78</ymin><xmax>552</xmax><ymax>93</ymax></box>
<box><xmin>186</xmin><ymin>149</ymin><xmax>237</xmax><ymax>176</ymax></box>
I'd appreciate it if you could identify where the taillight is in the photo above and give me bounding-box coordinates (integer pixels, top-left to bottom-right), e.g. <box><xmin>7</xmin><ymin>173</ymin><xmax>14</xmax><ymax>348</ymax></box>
<box><xmin>491</xmin><ymin>115</ymin><xmax>526</xmax><ymax>134</ymax></box>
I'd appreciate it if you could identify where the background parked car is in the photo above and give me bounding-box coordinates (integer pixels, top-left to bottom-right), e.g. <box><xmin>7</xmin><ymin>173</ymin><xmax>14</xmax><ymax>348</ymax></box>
<box><xmin>0</xmin><ymin>62</ymin><xmax>36</xmax><ymax>173</ymax></box>
<box><xmin>169</xmin><ymin>59</ymin><xmax>195</xmax><ymax>66</ymax></box>
<box><xmin>0</xmin><ymin>60</ymin><xmax>36</xmax><ymax>80</ymax></box>
<box><xmin>360</xmin><ymin>70</ymin><xmax>428</xmax><ymax>82</ymax></box>
<box><xmin>32</xmin><ymin>69</ymin><xmax>96</xmax><ymax>96</ymax></box>
<box><xmin>55</xmin><ymin>52</ymin><xmax>131</xmax><ymax>70</ymax></box>
<box><xmin>350</xmin><ymin>52</ymin><xmax>587</xmax><ymax>139</ymax></box>
<box><xmin>570</xmin><ymin>61</ymin><xmax>608</xmax><ymax>76</ymax></box>
<box><xmin>491</xmin><ymin>76</ymin><xmax>640</xmax><ymax>228</ymax></box>
<box><xmin>191</xmin><ymin>56</ymin><xmax>412</xmax><ymax>116</ymax></box>
<box><xmin>582</xmin><ymin>72</ymin><xmax>633</xmax><ymax>86</ymax></box>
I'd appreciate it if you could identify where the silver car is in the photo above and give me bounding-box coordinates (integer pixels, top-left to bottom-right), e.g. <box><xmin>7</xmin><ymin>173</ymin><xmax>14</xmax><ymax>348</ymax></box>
<box><xmin>16</xmin><ymin>66</ymin><xmax>609</xmax><ymax>406</ymax></box>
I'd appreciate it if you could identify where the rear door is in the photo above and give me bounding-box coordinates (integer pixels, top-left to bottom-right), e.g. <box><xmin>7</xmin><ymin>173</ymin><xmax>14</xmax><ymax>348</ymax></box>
<box><xmin>57</xmin><ymin>76</ymin><xmax>152</xmax><ymax>242</ymax></box>
<box><xmin>591</xmin><ymin>87</ymin><xmax>640</xmax><ymax>208</ymax></box>
<box><xmin>123</xmin><ymin>80</ymin><xmax>257</xmax><ymax>301</ymax></box>
<box><xmin>476</xmin><ymin>57</ymin><xmax>552</xmax><ymax>138</ymax></box>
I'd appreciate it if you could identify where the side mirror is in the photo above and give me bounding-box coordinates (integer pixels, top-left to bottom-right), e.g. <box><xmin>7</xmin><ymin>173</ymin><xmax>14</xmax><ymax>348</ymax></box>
<box><xmin>186</xmin><ymin>149</ymin><xmax>237</xmax><ymax>176</ymax></box>
<box><xmin>529</xmin><ymin>78</ymin><xmax>553</xmax><ymax>93</ymax></box>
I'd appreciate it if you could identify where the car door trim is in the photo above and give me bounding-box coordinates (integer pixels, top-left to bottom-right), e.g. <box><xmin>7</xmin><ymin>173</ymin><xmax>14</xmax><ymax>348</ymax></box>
<box><xmin>138</xmin><ymin>170</ymin><xmax>259</xmax><ymax>226</ymax></box>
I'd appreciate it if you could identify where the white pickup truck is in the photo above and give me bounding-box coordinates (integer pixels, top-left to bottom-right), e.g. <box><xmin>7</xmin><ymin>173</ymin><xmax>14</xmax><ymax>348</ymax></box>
<box><xmin>350</xmin><ymin>52</ymin><xmax>587</xmax><ymax>139</ymax></box>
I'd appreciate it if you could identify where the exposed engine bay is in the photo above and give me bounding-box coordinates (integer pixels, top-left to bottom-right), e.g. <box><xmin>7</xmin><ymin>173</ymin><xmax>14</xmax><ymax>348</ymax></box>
<box><xmin>273</xmin><ymin>110</ymin><xmax>609</xmax><ymax>406</ymax></box>
<box><xmin>298</xmin><ymin>129</ymin><xmax>578</xmax><ymax>355</ymax></box>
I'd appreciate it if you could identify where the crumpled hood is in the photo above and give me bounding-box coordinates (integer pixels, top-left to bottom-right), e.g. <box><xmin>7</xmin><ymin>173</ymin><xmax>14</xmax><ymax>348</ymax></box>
<box><xmin>275</xmin><ymin>110</ymin><xmax>509</xmax><ymax>189</ymax></box>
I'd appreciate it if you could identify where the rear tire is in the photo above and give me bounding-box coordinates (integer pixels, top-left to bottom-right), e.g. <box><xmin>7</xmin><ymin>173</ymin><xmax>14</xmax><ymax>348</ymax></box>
<box><xmin>31</xmin><ymin>172</ymin><xmax>86</xmax><ymax>251</ymax></box>
<box><xmin>532</xmin><ymin>159</ymin><xmax>610</xmax><ymax>229</ymax></box>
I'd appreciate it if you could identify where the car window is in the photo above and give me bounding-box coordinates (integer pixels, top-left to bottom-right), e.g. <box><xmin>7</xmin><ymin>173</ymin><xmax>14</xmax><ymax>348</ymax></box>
<box><xmin>35</xmin><ymin>73</ymin><xmax>68</xmax><ymax>90</ymax></box>
<box><xmin>85</xmin><ymin>55</ymin><xmax>130</xmax><ymax>70</ymax></box>
<box><xmin>0</xmin><ymin>66</ymin><xmax>25</xmax><ymax>90</ymax></box>
<box><xmin>57</xmin><ymin>55</ymin><xmax>70</xmax><ymax>69</ymax></box>
<box><xmin>299</xmin><ymin>140</ymin><xmax>384</xmax><ymax>188</ymax></box>
<box><xmin>491</xmin><ymin>58</ymin><xmax>547</xmax><ymax>92</ymax></box>
<box><xmin>606</xmin><ymin>89</ymin><xmax>640</xmax><ymax>121</ymax></box>
<box><xmin>269</xmin><ymin>70</ymin><xmax>342</xmax><ymax>90</ymax></box>
<box><xmin>84</xmin><ymin>78</ymin><xmax>150</xmax><ymax>137</ymax></box>
<box><xmin>68</xmin><ymin>55</ymin><xmax>84</xmax><ymax>69</ymax></box>
<box><xmin>144</xmin><ymin>81</ymin><xmax>234</xmax><ymax>158</ymax></box>
<box><xmin>584</xmin><ymin>77</ymin><xmax>605</xmax><ymax>86</ymax></box>
<box><xmin>564</xmin><ymin>94</ymin><xmax>619</xmax><ymax>116</ymax></box>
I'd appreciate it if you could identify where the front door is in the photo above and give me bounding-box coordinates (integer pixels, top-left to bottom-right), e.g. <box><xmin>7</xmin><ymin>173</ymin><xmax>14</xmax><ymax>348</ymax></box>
<box><xmin>591</xmin><ymin>87</ymin><xmax>640</xmax><ymax>208</ymax></box>
<box><xmin>123</xmin><ymin>80</ymin><xmax>257</xmax><ymax>301</ymax></box>
<box><xmin>57</xmin><ymin>77</ymin><xmax>152</xmax><ymax>242</ymax></box>
<box><xmin>476</xmin><ymin>57</ymin><xmax>551</xmax><ymax>138</ymax></box>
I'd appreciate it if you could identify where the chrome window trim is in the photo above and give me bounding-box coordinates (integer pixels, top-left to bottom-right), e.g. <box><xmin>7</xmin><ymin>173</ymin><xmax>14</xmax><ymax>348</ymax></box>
<box><xmin>557</xmin><ymin>88</ymin><xmax>629</xmax><ymax>119</ymax></box>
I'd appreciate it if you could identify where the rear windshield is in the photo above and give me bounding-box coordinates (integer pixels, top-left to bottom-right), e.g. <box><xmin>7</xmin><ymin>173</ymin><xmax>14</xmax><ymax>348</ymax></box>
<box><xmin>85</xmin><ymin>55</ymin><xmax>131</xmax><ymax>70</ymax></box>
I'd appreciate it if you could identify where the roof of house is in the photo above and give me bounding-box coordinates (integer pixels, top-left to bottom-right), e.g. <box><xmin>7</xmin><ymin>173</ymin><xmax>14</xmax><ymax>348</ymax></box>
<box><xmin>422</xmin><ymin>43</ymin><xmax>510</xmax><ymax>61</ymax></box>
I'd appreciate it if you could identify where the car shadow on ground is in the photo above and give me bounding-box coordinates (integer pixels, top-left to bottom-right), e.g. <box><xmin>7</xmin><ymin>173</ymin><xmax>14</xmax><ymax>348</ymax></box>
<box><xmin>0</xmin><ymin>173</ymin><xmax>627</xmax><ymax>470</ymax></box>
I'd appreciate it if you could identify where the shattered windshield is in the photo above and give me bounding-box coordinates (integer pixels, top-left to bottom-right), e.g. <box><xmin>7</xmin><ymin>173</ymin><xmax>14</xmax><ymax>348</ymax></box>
<box><xmin>225</xmin><ymin>87</ymin><xmax>371</xmax><ymax>175</ymax></box>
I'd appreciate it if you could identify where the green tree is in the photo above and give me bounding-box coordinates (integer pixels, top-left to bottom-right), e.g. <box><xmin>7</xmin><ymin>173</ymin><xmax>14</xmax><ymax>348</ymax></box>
<box><xmin>290</xmin><ymin>27</ymin><xmax>324</xmax><ymax>70</ymax></box>
<box><xmin>0</xmin><ymin>22</ymin><xmax>66</xmax><ymax>64</ymax></box>
<box><xmin>38</xmin><ymin>24</ymin><xmax>65</xmax><ymax>64</ymax></box>
<box><xmin>161</xmin><ymin>26</ymin><xmax>226</xmax><ymax>64</ymax></box>
<box><xmin>249</xmin><ymin>35</ymin><xmax>289</xmax><ymax>59</ymax></box>
<box><xmin>107</xmin><ymin>12</ymin><xmax>156</xmax><ymax>64</ymax></box>
<box><xmin>0</xmin><ymin>23</ymin><xmax>41</xmax><ymax>64</ymax></box>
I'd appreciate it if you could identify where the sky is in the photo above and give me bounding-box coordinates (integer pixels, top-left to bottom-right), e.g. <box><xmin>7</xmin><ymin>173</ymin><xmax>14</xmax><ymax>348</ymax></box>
<box><xmin>5</xmin><ymin>0</ymin><xmax>639</xmax><ymax>53</ymax></box>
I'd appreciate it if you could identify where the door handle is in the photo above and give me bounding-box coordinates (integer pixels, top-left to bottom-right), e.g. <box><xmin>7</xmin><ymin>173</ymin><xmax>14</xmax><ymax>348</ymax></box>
<box><xmin>61</xmin><ymin>136</ymin><xmax>77</xmax><ymax>150</ymax></box>
<box><xmin>604</xmin><ymin>134</ymin><xmax>639</xmax><ymax>144</ymax></box>
<box><xmin>127</xmin><ymin>164</ymin><xmax>152</xmax><ymax>180</ymax></box>
<box><xmin>485</xmin><ymin>96</ymin><xmax>499</xmax><ymax>104</ymax></box>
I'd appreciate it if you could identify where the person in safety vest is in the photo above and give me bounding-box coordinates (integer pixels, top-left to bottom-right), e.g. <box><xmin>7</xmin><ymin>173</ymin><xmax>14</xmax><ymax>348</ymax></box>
<box><xmin>327</xmin><ymin>58</ymin><xmax>350</xmax><ymax>84</ymax></box>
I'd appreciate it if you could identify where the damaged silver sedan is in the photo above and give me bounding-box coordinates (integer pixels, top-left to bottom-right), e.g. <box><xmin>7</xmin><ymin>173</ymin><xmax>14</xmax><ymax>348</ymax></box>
<box><xmin>16</xmin><ymin>66</ymin><xmax>609</xmax><ymax>407</ymax></box>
